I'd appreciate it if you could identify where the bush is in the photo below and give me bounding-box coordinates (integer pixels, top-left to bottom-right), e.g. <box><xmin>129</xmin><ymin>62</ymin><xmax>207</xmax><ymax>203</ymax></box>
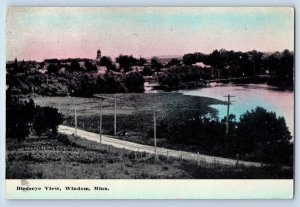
<box><xmin>124</xmin><ymin>72</ymin><xmax>145</xmax><ymax>92</ymax></box>
<box><xmin>33</xmin><ymin>106</ymin><xmax>63</xmax><ymax>136</ymax></box>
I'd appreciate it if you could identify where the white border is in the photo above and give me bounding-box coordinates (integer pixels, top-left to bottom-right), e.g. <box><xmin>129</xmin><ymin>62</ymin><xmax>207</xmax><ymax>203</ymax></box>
<box><xmin>0</xmin><ymin>0</ymin><xmax>298</xmax><ymax>206</ymax></box>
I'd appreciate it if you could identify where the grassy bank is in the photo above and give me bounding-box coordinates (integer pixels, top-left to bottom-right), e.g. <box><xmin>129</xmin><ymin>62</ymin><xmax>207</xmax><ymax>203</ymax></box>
<box><xmin>6</xmin><ymin>134</ymin><xmax>293</xmax><ymax>179</ymax></box>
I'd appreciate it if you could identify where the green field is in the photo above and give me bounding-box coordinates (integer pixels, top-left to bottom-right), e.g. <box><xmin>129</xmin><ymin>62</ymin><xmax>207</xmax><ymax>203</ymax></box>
<box><xmin>6</xmin><ymin>134</ymin><xmax>292</xmax><ymax>179</ymax></box>
<box><xmin>33</xmin><ymin>93</ymin><xmax>223</xmax><ymax>150</ymax></box>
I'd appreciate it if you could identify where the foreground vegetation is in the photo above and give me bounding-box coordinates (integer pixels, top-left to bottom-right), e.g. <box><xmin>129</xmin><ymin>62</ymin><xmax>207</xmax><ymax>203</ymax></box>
<box><xmin>6</xmin><ymin>134</ymin><xmax>293</xmax><ymax>179</ymax></box>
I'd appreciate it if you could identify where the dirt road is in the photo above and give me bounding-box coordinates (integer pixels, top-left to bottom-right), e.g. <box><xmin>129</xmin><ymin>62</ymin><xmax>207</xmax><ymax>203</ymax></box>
<box><xmin>58</xmin><ymin>125</ymin><xmax>261</xmax><ymax>167</ymax></box>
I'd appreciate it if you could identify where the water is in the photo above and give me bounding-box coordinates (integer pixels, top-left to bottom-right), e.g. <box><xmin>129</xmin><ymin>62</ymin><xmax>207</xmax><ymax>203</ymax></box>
<box><xmin>180</xmin><ymin>83</ymin><xmax>294</xmax><ymax>136</ymax></box>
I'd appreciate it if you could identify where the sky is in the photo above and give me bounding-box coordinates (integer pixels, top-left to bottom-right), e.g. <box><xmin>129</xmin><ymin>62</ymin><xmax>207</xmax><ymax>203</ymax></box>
<box><xmin>6</xmin><ymin>7</ymin><xmax>294</xmax><ymax>61</ymax></box>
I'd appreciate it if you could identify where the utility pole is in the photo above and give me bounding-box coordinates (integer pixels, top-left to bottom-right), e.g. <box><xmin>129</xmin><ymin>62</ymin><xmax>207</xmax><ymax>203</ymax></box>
<box><xmin>153</xmin><ymin>110</ymin><xmax>157</xmax><ymax>156</ymax></box>
<box><xmin>94</xmin><ymin>95</ymin><xmax>119</xmax><ymax>136</ymax></box>
<box><xmin>223</xmin><ymin>94</ymin><xmax>235</xmax><ymax>135</ymax></box>
<box><xmin>99</xmin><ymin>105</ymin><xmax>102</xmax><ymax>144</ymax></box>
<box><xmin>114</xmin><ymin>98</ymin><xmax>117</xmax><ymax>136</ymax></box>
<box><xmin>32</xmin><ymin>86</ymin><xmax>35</xmax><ymax>98</ymax></box>
<box><xmin>74</xmin><ymin>108</ymin><xmax>77</xmax><ymax>136</ymax></box>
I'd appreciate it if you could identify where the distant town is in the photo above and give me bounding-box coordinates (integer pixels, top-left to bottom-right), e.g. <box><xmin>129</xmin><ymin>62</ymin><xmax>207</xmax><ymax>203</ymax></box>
<box><xmin>6</xmin><ymin>48</ymin><xmax>293</xmax><ymax>97</ymax></box>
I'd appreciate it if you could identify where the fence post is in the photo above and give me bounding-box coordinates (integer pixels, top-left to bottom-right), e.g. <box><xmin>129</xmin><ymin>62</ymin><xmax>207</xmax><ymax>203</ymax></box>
<box><xmin>197</xmin><ymin>152</ymin><xmax>200</xmax><ymax>166</ymax></box>
<box><xmin>153</xmin><ymin>110</ymin><xmax>157</xmax><ymax>156</ymax></box>
<box><xmin>99</xmin><ymin>105</ymin><xmax>102</xmax><ymax>144</ymax></box>
<box><xmin>213</xmin><ymin>157</ymin><xmax>216</xmax><ymax>169</ymax></box>
<box><xmin>114</xmin><ymin>99</ymin><xmax>117</xmax><ymax>136</ymax></box>
<box><xmin>74</xmin><ymin>108</ymin><xmax>77</xmax><ymax>136</ymax></box>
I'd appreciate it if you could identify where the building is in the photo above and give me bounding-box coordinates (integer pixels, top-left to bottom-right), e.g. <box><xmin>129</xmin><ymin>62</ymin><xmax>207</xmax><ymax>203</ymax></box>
<box><xmin>192</xmin><ymin>62</ymin><xmax>212</xmax><ymax>69</ymax></box>
<box><xmin>96</xmin><ymin>49</ymin><xmax>101</xmax><ymax>63</ymax></box>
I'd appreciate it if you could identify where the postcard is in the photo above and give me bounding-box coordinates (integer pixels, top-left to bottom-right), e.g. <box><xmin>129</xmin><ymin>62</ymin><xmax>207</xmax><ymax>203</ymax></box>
<box><xmin>5</xmin><ymin>7</ymin><xmax>294</xmax><ymax>199</ymax></box>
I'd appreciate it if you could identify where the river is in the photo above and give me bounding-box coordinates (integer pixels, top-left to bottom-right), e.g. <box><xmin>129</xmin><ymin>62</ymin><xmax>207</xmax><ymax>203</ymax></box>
<box><xmin>180</xmin><ymin>83</ymin><xmax>294</xmax><ymax>137</ymax></box>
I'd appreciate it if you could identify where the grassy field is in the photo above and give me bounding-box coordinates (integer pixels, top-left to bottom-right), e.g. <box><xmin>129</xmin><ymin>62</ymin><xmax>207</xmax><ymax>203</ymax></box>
<box><xmin>33</xmin><ymin>93</ymin><xmax>223</xmax><ymax>151</ymax></box>
<box><xmin>6</xmin><ymin>134</ymin><xmax>293</xmax><ymax>179</ymax></box>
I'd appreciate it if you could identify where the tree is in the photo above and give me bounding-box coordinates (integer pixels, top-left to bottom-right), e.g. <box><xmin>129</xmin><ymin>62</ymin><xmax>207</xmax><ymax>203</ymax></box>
<box><xmin>138</xmin><ymin>57</ymin><xmax>147</xmax><ymax>66</ymax></box>
<box><xmin>33</xmin><ymin>106</ymin><xmax>63</xmax><ymax>136</ymax></box>
<box><xmin>100</xmin><ymin>56</ymin><xmax>115</xmax><ymax>71</ymax></box>
<box><xmin>47</xmin><ymin>64</ymin><xmax>59</xmax><ymax>74</ymax></box>
<box><xmin>70</xmin><ymin>60</ymin><xmax>81</xmax><ymax>72</ymax></box>
<box><xmin>142</xmin><ymin>66</ymin><xmax>153</xmax><ymax>76</ymax></box>
<box><xmin>124</xmin><ymin>72</ymin><xmax>145</xmax><ymax>92</ymax></box>
<box><xmin>235</xmin><ymin>107</ymin><xmax>293</xmax><ymax>165</ymax></box>
<box><xmin>72</xmin><ymin>74</ymin><xmax>96</xmax><ymax>97</ymax></box>
<box><xmin>182</xmin><ymin>53</ymin><xmax>195</xmax><ymax>65</ymax></box>
<box><xmin>158</xmin><ymin>73</ymin><xmax>180</xmax><ymax>89</ymax></box>
<box><xmin>116</xmin><ymin>55</ymin><xmax>138</xmax><ymax>71</ymax></box>
<box><xmin>32</xmin><ymin>106</ymin><xmax>48</xmax><ymax>137</ymax></box>
<box><xmin>84</xmin><ymin>61</ymin><xmax>98</xmax><ymax>72</ymax></box>
<box><xmin>6</xmin><ymin>93</ymin><xmax>33</xmax><ymax>143</ymax></box>
<box><xmin>168</xmin><ymin>58</ymin><xmax>181</xmax><ymax>66</ymax></box>
<box><xmin>151</xmin><ymin>57</ymin><xmax>162</xmax><ymax>71</ymax></box>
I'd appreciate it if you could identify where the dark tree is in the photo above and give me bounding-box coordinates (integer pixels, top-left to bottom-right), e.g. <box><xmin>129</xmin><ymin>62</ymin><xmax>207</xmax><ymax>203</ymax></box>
<box><xmin>138</xmin><ymin>57</ymin><xmax>147</xmax><ymax>66</ymax></box>
<box><xmin>70</xmin><ymin>60</ymin><xmax>81</xmax><ymax>72</ymax></box>
<box><xmin>32</xmin><ymin>107</ymin><xmax>48</xmax><ymax>137</ymax></box>
<box><xmin>124</xmin><ymin>72</ymin><xmax>145</xmax><ymax>92</ymax></box>
<box><xmin>182</xmin><ymin>53</ymin><xmax>196</xmax><ymax>65</ymax></box>
<box><xmin>47</xmin><ymin>64</ymin><xmax>59</xmax><ymax>74</ymax></box>
<box><xmin>235</xmin><ymin>107</ymin><xmax>293</xmax><ymax>165</ymax></box>
<box><xmin>142</xmin><ymin>66</ymin><xmax>153</xmax><ymax>76</ymax></box>
<box><xmin>6</xmin><ymin>93</ymin><xmax>32</xmax><ymax>143</ymax></box>
<box><xmin>150</xmin><ymin>57</ymin><xmax>162</xmax><ymax>70</ymax></box>
<box><xmin>33</xmin><ymin>106</ymin><xmax>63</xmax><ymax>136</ymax></box>
<box><xmin>84</xmin><ymin>61</ymin><xmax>98</xmax><ymax>72</ymax></box>
<box><xmin>100</xmin><ymin>56</ymin><xmax>115</xmax><ymax>71</ymax></box>
<box><xmin>116</xmin><ymin>55</ymin><xmax>138</xmax><ymax>71</ymax></box>
<box><xmin>168</xmin><ymin>58</ymin><xmax>181</xmax><ymax>66</ymax></box>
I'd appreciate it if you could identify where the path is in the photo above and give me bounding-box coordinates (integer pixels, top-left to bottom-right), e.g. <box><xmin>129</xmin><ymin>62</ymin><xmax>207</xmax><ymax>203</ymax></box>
<box><xmin>58</xmin><ymin>125</ymin><xmax>261</xmax><ymax>167</ymax></box>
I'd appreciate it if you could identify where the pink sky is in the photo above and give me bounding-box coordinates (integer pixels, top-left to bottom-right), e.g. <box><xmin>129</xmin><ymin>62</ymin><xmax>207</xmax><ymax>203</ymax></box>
<box><xmin>6</xmin><ymin>7</ymin><xmax>294</xmax><ymax>61</ymax></box>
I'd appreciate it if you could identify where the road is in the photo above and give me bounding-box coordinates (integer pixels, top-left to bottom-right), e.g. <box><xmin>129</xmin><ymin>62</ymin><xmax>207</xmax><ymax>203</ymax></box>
<box><xmin>58</xmin><ymin>125</ymin><xmax>261</xmax><ymax>167</ymax></box>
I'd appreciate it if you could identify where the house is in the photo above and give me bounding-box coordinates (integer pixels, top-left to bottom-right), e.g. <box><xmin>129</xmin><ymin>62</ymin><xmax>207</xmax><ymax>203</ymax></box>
<box><xmin>98</xmin><ymin>66</ymin><xmax>108</xmax><ymax>74</ymax></box>
<box><xmin>192</xmin><ymin>62</ymin><xmax>212</xmax><ymax>69</ymax></box>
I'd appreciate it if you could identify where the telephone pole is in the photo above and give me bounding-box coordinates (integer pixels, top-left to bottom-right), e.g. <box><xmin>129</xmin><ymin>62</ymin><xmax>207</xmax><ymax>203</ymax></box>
<box><xmin>74</xmin><ymin>108</ymin><xmax>77</xmax><ymax>136</ymax></box>
<box><xmin>153</xmin><ymin>110</ymin><xmax>157</xmax><ymax>156</ymax></box>
<box><xmin>99</xmin><ymin>105</ymin><xmax>102</xmax><ymax>143</ymax></box>
<box><xmin>32</xmin><ymin>86</ymin><xmax>35</xmax><ymax>97</ymax></box>
<box><xmin>114</xmin><ymin>98</ymin><xmax>117</xmax><ymax>136</ymax></box>
<box><xmin>94</xmin><ymin>95</ymin><xmax>118</xmax><ymax>136</ymax></box>
<box><xmin>223</xmin><ymin>94</ymin><xmax>235</xmax><ymax>135</ymax></box>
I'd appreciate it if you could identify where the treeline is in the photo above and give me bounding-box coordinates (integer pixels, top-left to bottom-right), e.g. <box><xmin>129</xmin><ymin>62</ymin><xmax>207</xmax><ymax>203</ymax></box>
<box><xmin>7</xmin><ymin>61</ymin><xmax>145</xmax><ymax>97</ymax></box>
<box><xmin>182</xmin><ymin>49</ymin><xmax>294</xmax><ymax>89</ymax></box>
<box><xmin>157</xmin><ymin>66</ymin><xmax>207</xmax><ymax>90</ymax></box>
<box><xmin>6</xmin><ymin>91</ymin><xmax>63</xmax><ymax>142</ymax></box>
<box><xmin>6</xmin><ymin>48</ymin><xmax>294</xmax><ymax>97</ymax></box>
<box><xmin>157</xmin><ymin>107</ymin><xmax>293</xmax><ymax>166</ymax></box>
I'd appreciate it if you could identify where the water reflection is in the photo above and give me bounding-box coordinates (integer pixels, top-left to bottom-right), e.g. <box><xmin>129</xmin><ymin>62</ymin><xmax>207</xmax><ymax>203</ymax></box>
<box><xmin>181</xmin><ymin>84</ymin><xmax>294</xmax><ymax>136</ymax></box>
